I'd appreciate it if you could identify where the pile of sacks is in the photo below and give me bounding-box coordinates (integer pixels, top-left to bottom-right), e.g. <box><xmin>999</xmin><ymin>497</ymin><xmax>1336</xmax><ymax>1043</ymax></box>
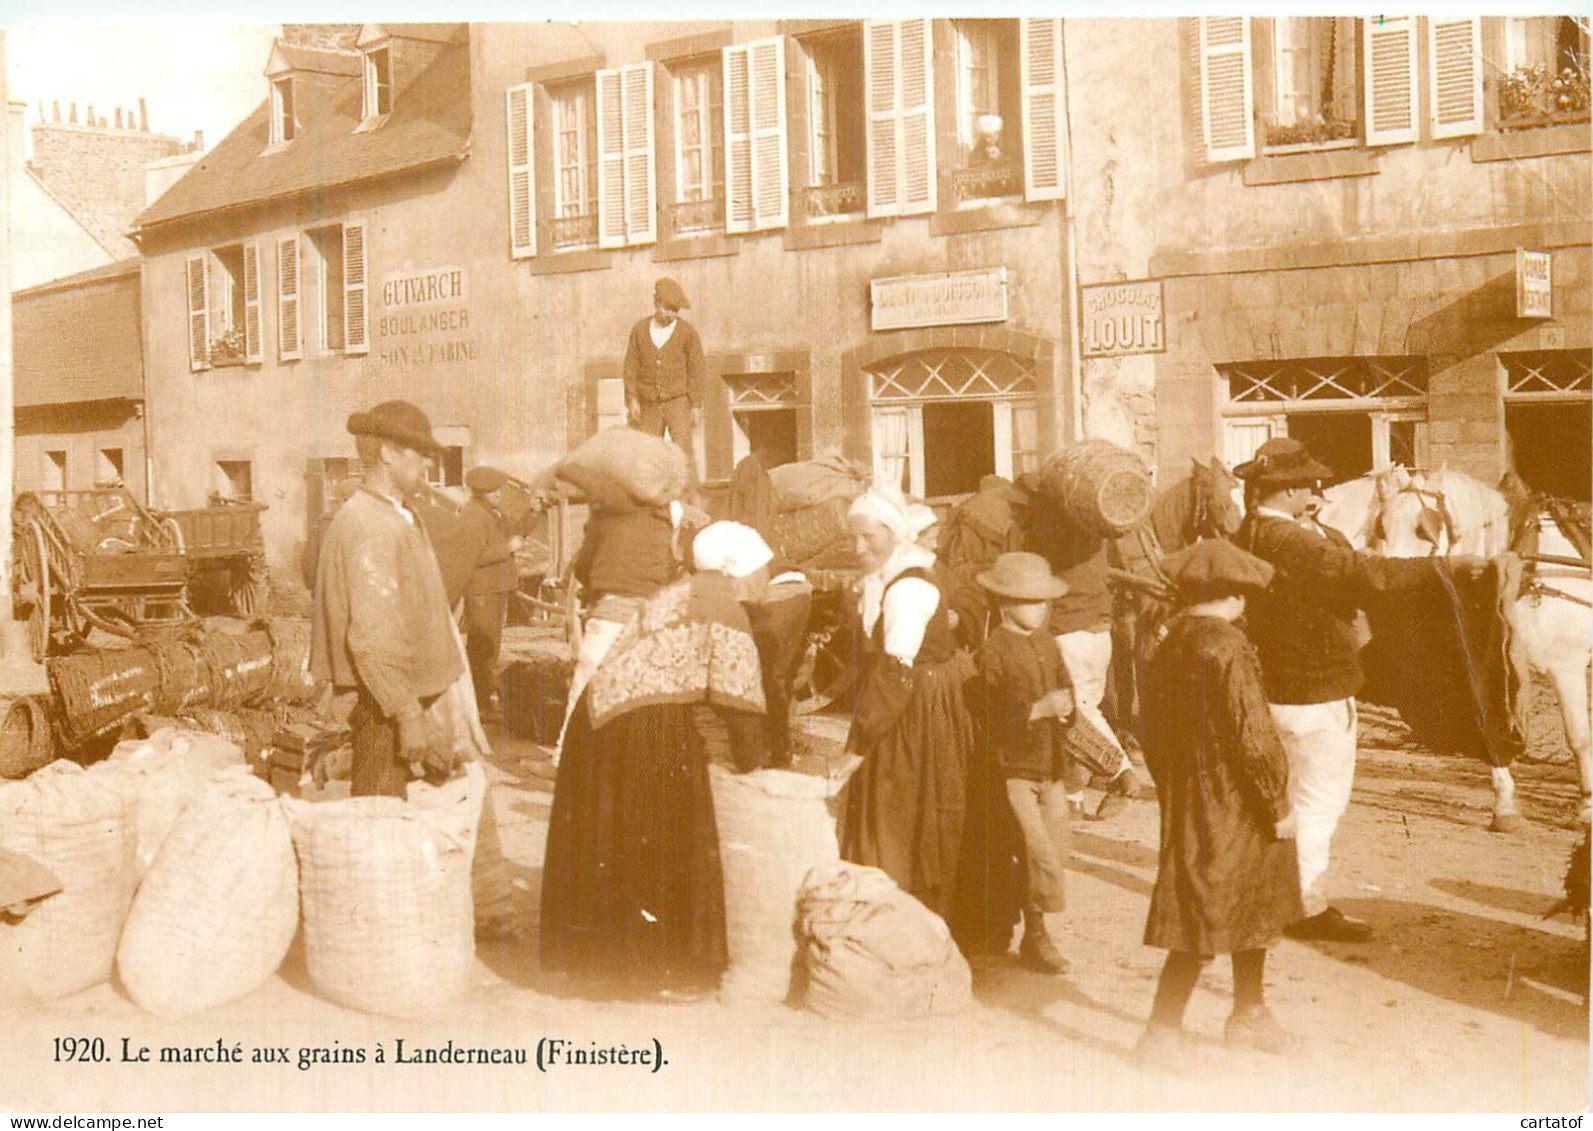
<box><xmin>0</xmin><ymin>731</ymin><xmax>494</xmax><ymax>1019</ymax></box>
<box><xmin>766</xmin><ymin>457</ymin><xmax>869</xmax><ymax>571</ymax></box>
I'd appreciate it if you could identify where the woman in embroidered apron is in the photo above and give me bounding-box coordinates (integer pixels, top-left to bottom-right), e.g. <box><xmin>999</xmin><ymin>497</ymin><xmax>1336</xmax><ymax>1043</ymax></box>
<box><xmin>840</xmin><ymin>484</ymin><xmax>977</xmax><ymax>923</ymax></box>
<box><xmin>539</xmin><ymin>528</ymin><xmax>767</xmax><ymax>997</ymax></box>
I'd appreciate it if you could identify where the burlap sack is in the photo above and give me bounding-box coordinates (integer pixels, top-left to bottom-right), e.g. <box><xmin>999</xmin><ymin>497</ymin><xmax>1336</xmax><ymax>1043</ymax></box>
<box><xmin>558</xmin><ymin>426</ymin><xmax>688</xmax><ymax>508</ymax></box>
<box><xmin>117</xmin><ymin>767</ymin><xmax>298</xmax><ymax>1017</ymax></box>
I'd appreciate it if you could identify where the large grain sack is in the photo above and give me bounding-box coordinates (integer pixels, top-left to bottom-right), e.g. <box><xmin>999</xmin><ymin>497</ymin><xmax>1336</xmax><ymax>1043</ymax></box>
<box><xmin>286</xmin><ymin>763</ymin><xmax>483</xmax><ymax>1017</ymax></box>
<box><xmin>709</xmin><ymin>766</ymin><xmax>842</xmax><ymax>1005</ymax></box>
<box><xmin>558</xmin><ymin>426</ymin><xmax>688</xmax><ymax>508</ymax></box>
<box><xmin>1037</xmin><ymin>440</ymin><xmax>1153</xmax><ymax>537</ymax></box>
<box><xmin>0</xmin><ymin>762</ymin><xmax>137</xmax><ymax>1001</ymax></box>
<box><xmin>768</xmin><ymin>457</ymin><xmax>869</xmax><ymax>513</ymax></box>
<box><xmin>90</xmin><ymin>727</ymin><xmax>246</xmax><ymax>877</ymax></box>
<box><xmin>797</xmin><ymin>860</ymin><xmax>972</xmax><ymax>1022</ymax></box>
<box><xmin>117</xmin><ymin>767</ymin><xmax>298</xmax><ymax>1017</ymax></box>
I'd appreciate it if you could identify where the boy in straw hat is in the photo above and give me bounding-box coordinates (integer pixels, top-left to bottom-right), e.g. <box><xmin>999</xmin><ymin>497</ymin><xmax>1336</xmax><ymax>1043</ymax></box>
<box><xmin>1136</xmin><ymin>538</ymin><xmax>1302</xmax><ymax>1067</ymax></box>
<box><xmin>975</xmin><ymin>551</ymin><xmax>1079</xmax><ymax>975</ymax></box>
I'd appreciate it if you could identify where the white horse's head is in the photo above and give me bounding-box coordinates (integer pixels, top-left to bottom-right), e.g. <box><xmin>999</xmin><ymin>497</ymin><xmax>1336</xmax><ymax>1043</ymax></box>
<box><xmin>1374</xmin><ymin>466</ymin><xmax>1511</xmax><ymax>558</ymax></box>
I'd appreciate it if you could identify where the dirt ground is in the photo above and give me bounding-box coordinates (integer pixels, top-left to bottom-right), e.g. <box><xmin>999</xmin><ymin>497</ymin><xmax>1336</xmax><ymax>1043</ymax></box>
<box><xmin>1</xmin><ymin>628</ymin><xmax>1587</xmax><ymax>1114</ymax></box>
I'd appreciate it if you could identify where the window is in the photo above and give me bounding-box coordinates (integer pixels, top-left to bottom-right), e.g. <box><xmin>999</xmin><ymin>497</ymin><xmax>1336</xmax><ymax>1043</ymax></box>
<box><xmin>550</xmin><ymin>80</ymin><xmax>599</xmax><ymax>250</ymax></box>
<box><xmin>191</xmin><ymin>243</ymin><xmax>261</xmax><ymax>367</ymax></box>
<box><xmin>594</xmin><ymin>377</ymin><xmax>627</xmax><ymax>434</ymax></box>
<box><xmin>951</xmin><ymin>19</ymin><xmax>1023</xmax><ymax>201</ymax></box>
<box><xmin>802</xmin><ymin>27</ymin><xmax>867</xmax><ymax>219</ymax></box>
<box><xmin>43</xmin><ymin>450</ymin><xmax>67</xmax><ymax>492</ymax></box>
<box><xmin>725</xmin><ymin>373</ymin><xmax>799</xmax><ymax>468</ymax></box>
<box><xmin>305</xmin><ymin>227</ymin><xmax>344</xmax><ymax>352</ymax></box>
<box><xmin>216</xmin><ymin>460</ymin><xmax>253</xmax><ymax>502</ymax></box>
<box><xmin>671</xmin><ymin>58</ymin><xmax>724</xmax><ymax>234</ymax></box>
<box><xmin>866</xmin><ymin>348</ymin><xmax>1039</xmax><ymax>499</ymax></box>
<box><xmin>270</xmin><ymin>76</ymin><xmax>296</xmax><ymax>145</ymax></box>
<box><xmin>426</xmin><ymin>447</ymin><xmax>465</xmax><ymax>490</ymax></box>
<box><xmin>1263</xmin><ymin>17</ymin><xmax>1359</xmax><ymax>148</ymax></box>
<box><xmin>1497</xmin><ymin>16</ymin><xmax>1590</xmax><ymax>128</ymax></box>
<box><xmin>363</xmin><ymin>45</ymin><xmax>393</xmax><ymax>122</ymax></box>
<box><xmin>97</xmin><ymin>448</ymin><xmax>124</xmax><ymax>486</ymax></box>
<box><xmin>303</xmin><ymin>222</ymin><xmax>368</xmax><ymax>355</ymax></box>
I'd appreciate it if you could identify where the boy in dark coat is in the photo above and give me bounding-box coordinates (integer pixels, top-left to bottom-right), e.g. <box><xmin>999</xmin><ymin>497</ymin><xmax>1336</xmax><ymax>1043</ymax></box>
<box><xmin>1137</xmin><ymin>538</ymin><xmax>1303</xmax><ymax>1067</ymax></box>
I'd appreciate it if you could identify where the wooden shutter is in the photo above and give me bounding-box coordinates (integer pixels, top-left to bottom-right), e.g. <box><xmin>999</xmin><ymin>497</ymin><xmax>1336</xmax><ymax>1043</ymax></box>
<box><xmin>506</xmin><ymin>82</ymin><xmax>536</xmax><ymax>257</ymax></box>
<box><xmin>724</xmin><ymin>36</ymin><xmax>789</xmax><ymax>234</ymax></box>
<box><xmin>277</xmin><ymin>236</ymin><xmax>301</xmax><ymax>362</ymax></box>
<box><xmin>1365</xmin><ymin>16</ymin><xmax>1419</xmax><ymax>145</ymax></box>
<box><xmin>186</xmin><ymin>254</ymin><xmax>209</xmax><ymax>372</ymax></box>
<box><xmin>1428</xmin><ymin>16</ymin><xmax>1483</xmax><ymax>139</ymax></box>
<box><xmin>1020</xmin><ymin>17</ymin><xmax>1066</xmax><ymax>203</ymax></box>
<box><xmin>242</xmin><ymin>242</ymin><xmax>262</xmax><ymax>364</ymax></box>
<box><xmin>1199</xmin><ymin>17</ymin><xmax>1255</xmax><ymax>163</ymax></box>
<box><xmin>597</xmin><ymin>63</ymin><xmax>657</xmax><ymax>248</ymax></box>
<box><xmin>342</xmin><ymin>220</ymin><xmax>368</xmax><ymax>356</ymax></box>
<box><xmin>864</xmin><ymin>18</ymin><xmax>936</xmax><ymax>218</ymax></box>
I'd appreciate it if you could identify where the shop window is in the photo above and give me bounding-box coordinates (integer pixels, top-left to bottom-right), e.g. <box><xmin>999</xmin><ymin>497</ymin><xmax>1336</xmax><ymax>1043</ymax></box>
<box><xmin>951</xmin><ymin>19</ymin><xmax>1023</xmax><ymax>201</ymax></box>
<box><xmin>43</xmin><ymin>450</ymin><xmax>67</xmax><ymax>492</ymax></box>
<box><xmin>549</xmin><ymin>80</ymin><xmax>600</xmax><ymax>250</ymax></box>
<box><xmin>726</xmin><ymin>372</ymin><xmax>800</xmax><ymax>468</ymax></box>
<box><xmin>270</xmin><ymin>76</ymin><xmax>296</xmax><ymax>146</ymax></box>
<box><xmin>1260</xmin><ymin>17</ymin><xmax>1360</xmax><ymax>149</ymax></box>
<box><xmin>97</xmin><ymin>448</ymin><xmax>124</xmax><ymax>487</ymax></box>
<box><xmin>669</xmin><ymin>57</ymin><xmax>725</xmax><ymax>235</ymax></box>
<box><xmin>216</xmin><ymin>460</ymin><xmax>253</xmax><ymax>502</ymax></box>
<box><xmin>1503</xmin><ymin>349</ymin><xmax>1592</xmax><ymax>502</ymax></box>
<box><xmin>801</xmin><ymin>26</ymin><xmax>867</xmax><ymax>220</ymax></box>
<box><xmin>1497</xmin><ymin>17</ymin><xmax>1590</xmax><ymax>129</ymax></box>
<box><xmin>867</xmin><ymin>348</ymin><xmax>1038</xmax><ymax>499</ymax></box>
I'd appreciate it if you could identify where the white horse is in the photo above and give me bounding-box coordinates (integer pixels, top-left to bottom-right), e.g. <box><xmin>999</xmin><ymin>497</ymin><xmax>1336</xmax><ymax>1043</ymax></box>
<box><xmin>1373</xmin><ymin>467</ymin><xmax>1591</xmax><ymax>828</ymax></box>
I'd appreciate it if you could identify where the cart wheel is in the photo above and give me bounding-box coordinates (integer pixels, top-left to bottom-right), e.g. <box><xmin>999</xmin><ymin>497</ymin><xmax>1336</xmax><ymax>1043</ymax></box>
<box><xmin>231</xmin><ymin>555</ymin><xmax>270</xmax><ymax>618</ymax></box>
<box><xmin>16</xmin><ymin>521</ymin><xmax>52</xmax><ymax>663</ymax></box>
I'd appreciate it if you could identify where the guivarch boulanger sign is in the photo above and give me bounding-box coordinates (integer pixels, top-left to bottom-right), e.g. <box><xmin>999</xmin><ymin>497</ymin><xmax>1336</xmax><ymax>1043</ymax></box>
<box><xmin>1080</xmin><ymin>279</ymin><xmax>1165</xmax><ymax>357</ymax></box>
<box><xmin>871</xmin><ymin>268</ymin><xmax>1009</xmax><ymax>332</ymax></box>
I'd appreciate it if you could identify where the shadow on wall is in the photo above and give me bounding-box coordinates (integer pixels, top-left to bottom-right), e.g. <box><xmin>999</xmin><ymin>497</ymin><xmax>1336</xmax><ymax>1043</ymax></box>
<box><xmin>1406</xmin><ymin>271</ymin><xmax>1530</xmax><ymax>360</ymax></box>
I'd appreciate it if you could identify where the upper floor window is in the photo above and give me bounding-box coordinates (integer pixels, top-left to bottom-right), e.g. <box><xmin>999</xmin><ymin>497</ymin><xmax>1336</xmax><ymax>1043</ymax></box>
<box><xmin>669</xmin><ymin>58</ymin><xmax>725</xmax><ymax>235</ymax></box>
<box><xmin>550</xmin><ymin>79</ymin><xmax>599</xmax><ymax>250</ymax></box>
<box><xmin>363</xmin><ymin>44</ymin><xmax>393</xmax><ymax>123</ymax></box>
<box><xmin>186</xmin><ymin>243</ymin><xmax>261</xmax><ymax>370</ymax></box>
<box><xmin>801</xmin><ymin>27</ymin><xmax>866</xmax><ymax>220</ymax></box>
<box><xmin>951</xmin><ymin>20</ymin><xmax>1024</xmax><ymax>202</ymax></box>
<box><xmin>300</xmin><ymin>221</ymin><xmax>369</xmax><ymax>357</ymax></box>
<box><xmin>1263</xmin><ymin>17</ymin><xmax>1359</xmax><ymax>149</ymax></box>
<box><xmin>1497</xmin><ymin>16</ymin><xmax>1590</xmax><ymax>128</ymax></box>
<box><xmin>270</xmin><ymin>76</ymin><xmax>296</xmax><ymax>146</ymax></box>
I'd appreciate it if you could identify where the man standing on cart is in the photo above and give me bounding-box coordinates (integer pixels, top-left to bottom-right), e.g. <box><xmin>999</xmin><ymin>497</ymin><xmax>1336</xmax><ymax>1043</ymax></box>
<box><xmin>623</xmin><ymin>277</ymin><xmax>706</xmax><ymax>478</ymax></box>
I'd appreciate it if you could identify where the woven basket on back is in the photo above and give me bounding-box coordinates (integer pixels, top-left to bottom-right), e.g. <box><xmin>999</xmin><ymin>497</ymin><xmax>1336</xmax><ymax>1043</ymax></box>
<box><xmin>0</xmin><ymin>762</ymin><xmax>136</xmax><ymax>1001</ymax></box>
<box><xmin>117</xmin><ymin>766</ymin><xmax>298</xmax><ymax>1017</ymax></box>
<box><xmin>1038</xmin><ymin>440</ymin><xmax>1153</xmax><ymax>537</ymax></box>
<box><xmin>285</xmin><ymin>763</ymin><xmax>483</xmax><ymax>1018</ymax></box>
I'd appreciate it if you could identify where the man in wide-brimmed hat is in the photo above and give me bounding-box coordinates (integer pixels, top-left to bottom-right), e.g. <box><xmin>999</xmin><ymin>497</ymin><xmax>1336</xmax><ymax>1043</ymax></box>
<box><xmin>310</xmin><ymin>400</ymin><xmax>463</xmax><ymax>797</ymax></box>
<box><xmin>623</xmin><ymin>276</ymin><xmax>706</xmax><ymax>476</ymax></box>
<box><xmin>1233</xmin><ymin>437</ymin><xmax>1450</xmax><ymax>942</ymax></box>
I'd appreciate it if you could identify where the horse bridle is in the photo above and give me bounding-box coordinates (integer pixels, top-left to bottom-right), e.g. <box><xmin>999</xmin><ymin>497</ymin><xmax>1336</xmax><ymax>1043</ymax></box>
<box><xmin>1380</xmin><ymin>481</ymin><xmax>1458</xmax><ymax>553</ymax></box>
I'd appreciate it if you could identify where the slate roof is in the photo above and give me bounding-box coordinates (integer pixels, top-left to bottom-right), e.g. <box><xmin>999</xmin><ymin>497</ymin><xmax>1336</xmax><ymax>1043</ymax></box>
<box><xmin>135</xmin><ymin>31</ymin><xmax>470</xmax><ymax>231</ymax></box>
<box><xmin>13</xmin><ymin>259</ymin><xmax>143</xmax><ymax>407</ymax></box>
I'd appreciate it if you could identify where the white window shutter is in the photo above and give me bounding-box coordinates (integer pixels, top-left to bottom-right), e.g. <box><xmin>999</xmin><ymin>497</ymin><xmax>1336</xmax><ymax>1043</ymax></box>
<box><xmin>186</xmin><ymin>255</ymin><xmax>209</xmax><ymax>372</ymax></box>
<box><xmin>343</xmin><ymin>220</ymin><xmax>368</xmax><ymax>356</ymax></box>
<box><xmin>596</xmin><ymin>67</ymin><xmax>627</xmax><ymax>248</ymax></box>
<box><xmin>1428</xmin><ymin>16</ymin><xmax>1483</xmax><ymax>139</ymax></box>
<box><xmin>1020</xmin><ymin>17</ymin><xmax>1066</xmax><ymax>202</ymax></box>
<box><xmin>276</xmin><ymin>236</ymin><xmax>301</xmax><ymax>362</ymax></box>
<box><xmin>724</xmin><ymin>44</ymin><xmax>754</xmax><ymax>233</ymax></box>
<box><xmin>1365</xmin><ymin>16</ymin><xmax>1419</xmax><ymax>146</ymax></box>
<box><xmin>725</xmin><ymin>37</ymin><xmax>790</xmax><ymax>234</ymax></box>
<box><xmin>506</xmin><ymin>82</ymin><xmax>536</xmax><ymax>258</ymax></box>
<box><xmin>242</xmin><ymin>242</ymin><xmax>262</xmax><ymax>364</ymax></box>
<box><xmin>622</xmin><ymin>63</ymin><xmax>657</xmax><ymax>247</ymax></box>
<box><xmin>864</xmin><ymin>20</ymin><xmax>901</xmax><ymax>217</ymax></box>
<box><xmin>1199</xmin><ymin>17</ymin><xmax>1255</xmax><ymax>163</ymax></box>
<box><xmin>898</xmin><ymin>18</ymin><xmax>935</xmax><ymax>216</ymax></box>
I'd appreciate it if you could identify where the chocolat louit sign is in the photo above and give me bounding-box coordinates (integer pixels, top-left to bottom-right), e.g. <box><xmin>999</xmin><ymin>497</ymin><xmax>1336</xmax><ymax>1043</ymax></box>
<box><xmin>1080</xmin><ymin>279</ymin><xmax>1166</xmax><ymax>357</ymax></box>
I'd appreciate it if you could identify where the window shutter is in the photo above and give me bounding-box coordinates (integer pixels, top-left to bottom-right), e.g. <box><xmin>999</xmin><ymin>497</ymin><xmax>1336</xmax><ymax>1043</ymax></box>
<box><xmin>596</xmin><ymin>67</ymin><xmax>626</xmax><ymax>249</ymax></box>
<box><xmin>186</xmin><ymin>255</ymin><xmax>209</xmax><ymax>372</ymax></box>
<box><xmin>506</xmin><ymin>82</ymin><xmax>536</xmax><ymax>257</ymax></box>
<box><xmin>242</xmin><ymin>242</ymin><xmax>262</xmax><ymax>364</ymax></box>
<box><xmin>1428</xmin><ymin>16</ymin><xmax>1483</xmax><ymax>139</ymax></box>
<box><xmin>1020</xmin><ymin>18</ymin><xmax>1066</xmax><ymax>203</ymax></box>
<box><xmin>277</xmin><ymin>236</ymin><xmax>301</xmax><ymax>362</ymax></box>
<box><xmin>342</xmin><ymin>220</ymin><xmax>368</xmax><ymax>356</ymax></box>
<box><xmin>724</xmin><ymin>37</ymin><xmax>790</xmax><ymax>234</ymax></box>
<box><xmin>622</xmin><ymin>63</ymin><xmax>657</xmax><ymax>247</ymax></box>
<box><xmin>864</xmin><ymin>19</ymin><xmax>936</xmax><ymax>219</ymax></box>
<box><xmin>1365</xmin><ymin>16</ymin><xmax>1419</xmax><ymax>145</ymax></box>
<box><xmin>1199</xmin><ymin>17</ymin><xmax>1255</xmax><ymax>163</ymax></box>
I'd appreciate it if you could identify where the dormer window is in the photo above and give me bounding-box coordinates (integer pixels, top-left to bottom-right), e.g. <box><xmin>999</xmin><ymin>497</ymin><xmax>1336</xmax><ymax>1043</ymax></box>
<box><xmin>363</xmin><ymin>45</ymin><xmax>392</xmax><ymax>123</ymax></box>
<box><xmin>270</xmin><ymin>76</ymin><xmax>296</xmax><ymax>145</ymax></box>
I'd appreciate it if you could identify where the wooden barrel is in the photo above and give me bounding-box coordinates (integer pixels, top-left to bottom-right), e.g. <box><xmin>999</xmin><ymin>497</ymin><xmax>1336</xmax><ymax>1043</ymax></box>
<box><xmin>0</xmin><ymin>696</ymin><xmax>55</xmax><ymax>779</ymax></box>
<box><xmin>1039</xmin><ymin>441</ymin><xmax>1153</xmax><ymax>537</ymax></box>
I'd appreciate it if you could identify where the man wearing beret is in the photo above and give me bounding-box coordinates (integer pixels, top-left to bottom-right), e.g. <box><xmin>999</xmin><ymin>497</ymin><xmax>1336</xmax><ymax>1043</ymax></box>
<box><xmin>623</xmin><ymin>277</ymin><xmax>706</xmax><ymax>476</ymax></box>
<box><xmin>460</xmin><ymin>465</ymin><xmax>524</xmax><ymax>720</ymax></box>
<box><xmin>1233</xmin><ymin>437</ymin><xmax>1471</xmax><ymax>942</ymax></box>
<box><xmin>311</xmin><ymin>400</ymin><xmax>463</xmax><ymax>797</ymax></box>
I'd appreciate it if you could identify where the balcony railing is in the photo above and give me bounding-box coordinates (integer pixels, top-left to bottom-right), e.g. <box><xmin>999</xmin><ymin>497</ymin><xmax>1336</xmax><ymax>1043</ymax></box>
<box><xmin>666</xmin><ymin>197</ymin><xmax>725</xmax><ymax>235</ymax></box>
<box><xmin>802</xmin><ymin>181</ymin><xmax>866</xmax><ymax>219</ymax></box>
<box><xmin>549</xmin><ymin>213</ymin><xmax>598</xmax><ymax>251</ymax></box>
<box><xmin>950</xmin><ymin>161</ymin><xmax>1021</xmax><ymax>203</ymax></box>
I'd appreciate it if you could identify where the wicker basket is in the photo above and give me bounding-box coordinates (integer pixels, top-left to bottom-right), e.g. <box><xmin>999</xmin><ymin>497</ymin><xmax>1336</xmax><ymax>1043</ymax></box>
<box><xmin>1038</xmin><ymin>441</ymin><xmax>1153</xmax><ymax>537</ymax></box>
<box><xmin>0</xmin><ymin>696</ymin><xmax>55</xmax><ymax>780</ymax></box>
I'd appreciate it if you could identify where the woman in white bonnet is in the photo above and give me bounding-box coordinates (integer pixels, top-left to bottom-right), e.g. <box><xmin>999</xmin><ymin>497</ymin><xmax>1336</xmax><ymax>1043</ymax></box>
<box><xmin>839</xmin><ymin>482</ymin><xmax>976</xmax><ymax>923</ymax></box>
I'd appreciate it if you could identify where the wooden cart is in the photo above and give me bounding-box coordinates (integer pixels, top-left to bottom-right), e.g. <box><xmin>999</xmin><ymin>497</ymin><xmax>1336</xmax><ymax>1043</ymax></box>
<box><xmin>159</xmin><ymin>499</ymin><xmax>269</xmax><ymax>618</ymax></box>
<box><xmin>12</xmin><ymin>489</ymin><xmax>193</xmax><ymax>661</ymax></box>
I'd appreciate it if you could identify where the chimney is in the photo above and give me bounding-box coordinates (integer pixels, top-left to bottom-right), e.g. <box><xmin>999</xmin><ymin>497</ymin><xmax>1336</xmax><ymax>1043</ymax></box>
<box><xmin>114</xmin><ymin>107</ymin><xmax>123</xmax><ymax>128</ymax></box>
<box><xmin>7</xmin><ymin>102</ymin><xmax>24</xmax><ymax>174</ymax></box>
<box><xmin>51</xmin><ymin>100</ymin><xmax>59</xmax><ymax>123</ymax></box>
<box><xmin>69</xmin><ymin>101</ymin><xmax>77</xmax><ymax>124</ymax></box>
<box><xmin>193</xmin><ymin>128</ymin><xmax>203</xmax><ymax>151</ymax></box>
<box><xmin>86</xmin><ymin>104</ymin><xmax>94</xmax><ymax>127</ymax></box>
<box><xmin>139</xmin><ymin>97</ymin><xmax>147</xmax><ymax>132</ymax></box>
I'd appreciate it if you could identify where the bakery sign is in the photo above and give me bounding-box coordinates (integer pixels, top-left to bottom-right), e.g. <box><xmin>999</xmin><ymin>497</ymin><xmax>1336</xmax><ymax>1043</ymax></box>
<box><xmin>1516</xmin><ymin>249</ymin><xmax>1552</xmax><ymax>319</ymax></box>
<box><xmin>1080</xmin><ymin>279</ymin><xmax>1166</xmax><ymax>357</ymax></box>
<box><xmin>870</xmin><ymin>268</ymin><xmax>1009</xmax><ymax>331</ymax></box>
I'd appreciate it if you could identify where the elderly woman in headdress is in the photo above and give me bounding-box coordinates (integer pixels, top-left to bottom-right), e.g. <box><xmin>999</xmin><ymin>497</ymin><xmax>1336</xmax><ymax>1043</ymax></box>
<box><xmin>840</xmin><ymin>483</ymin><xmax>976</xmax><ymax>922</ymax></box>
<box><xmin>539</xmin><ymin>520</ymin><xmax>768</xmax><ymax>998</ymax></box>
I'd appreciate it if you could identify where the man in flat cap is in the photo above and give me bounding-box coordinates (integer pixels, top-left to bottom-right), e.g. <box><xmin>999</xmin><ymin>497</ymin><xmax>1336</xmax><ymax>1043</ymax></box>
<box><xmin>459</xmin><ymin>465</ymin><xmax>524</xmax><ymax>719</ymax></box>
<box><xmin>623</xmin><ymin>277</ymin><xmax>707</xmax><ymax>477</ymax></box>
<box><xmin>311</xmin><ymin>400</ymin><xmax>463</xmax><ymax>797</ymax></box>
<box><xmin>1233</xmin><ymin>437</ymin><xmax>1465</xmax><ymax>942</ymax></box>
